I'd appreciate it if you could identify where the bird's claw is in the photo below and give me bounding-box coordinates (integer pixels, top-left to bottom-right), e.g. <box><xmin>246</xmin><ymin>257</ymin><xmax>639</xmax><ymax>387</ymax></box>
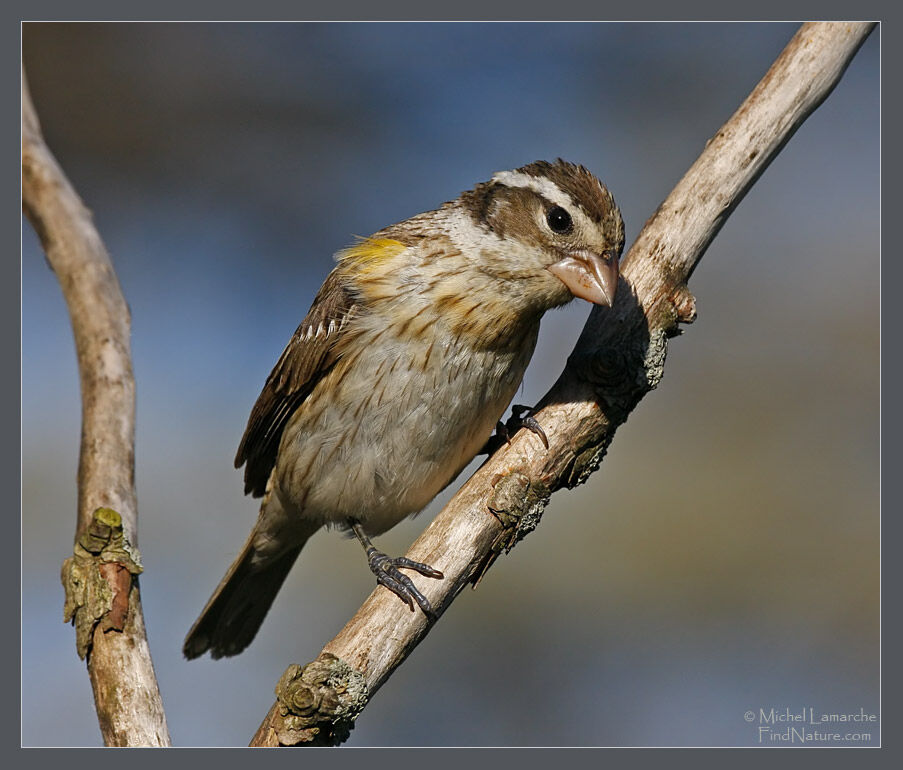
<box><xmin>366</xmin><ymin>548</ymin><xmax>443</xmax><ymax>618</ymax></box>
<box><xmin>509</xmin><ymin>404</ymin><xmax>550</xmax><ymax>449</ymax></box>
<box><xmin>480</xmin><ymin>405</ymin><xmax>549</xmax><ymax>455</ymax></box>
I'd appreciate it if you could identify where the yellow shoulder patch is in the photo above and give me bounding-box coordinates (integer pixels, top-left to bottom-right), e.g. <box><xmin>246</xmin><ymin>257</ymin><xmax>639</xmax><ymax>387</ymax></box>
<box><xmin>336</xmin><ymin>237</ymin><xmax>407</xmax><ymax>275</ymax></box>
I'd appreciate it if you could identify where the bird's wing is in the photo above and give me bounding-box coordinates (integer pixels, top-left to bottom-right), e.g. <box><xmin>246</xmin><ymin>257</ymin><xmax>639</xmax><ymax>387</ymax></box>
<box><xmin>235</xmin><ymin>269</ymin><xmax>358</xmax><ymax>497</ymax></box>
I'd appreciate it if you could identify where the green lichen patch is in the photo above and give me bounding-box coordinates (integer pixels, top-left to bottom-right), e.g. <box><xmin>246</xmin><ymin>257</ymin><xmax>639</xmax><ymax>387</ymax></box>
<box><xmin>487</xmin><ymin>470</ymin><xmax>551</xmax><ymax>554</ymax></box>
<box><xmin>61</xmin><ymin>507</ymin><xmax>143</xmax><ymax>659</ymax></box>
<box><xmin>273</xmin><ymin>653</ymin><xmax>368</xmax><ymax>746</ymax></box>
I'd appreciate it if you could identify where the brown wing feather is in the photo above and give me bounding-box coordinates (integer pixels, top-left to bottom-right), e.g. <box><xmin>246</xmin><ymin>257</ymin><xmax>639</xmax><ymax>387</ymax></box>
<box><xmin>235</xmin><ymin>269</ymin><xmax>357</xmax><ymax>497</ymax></box>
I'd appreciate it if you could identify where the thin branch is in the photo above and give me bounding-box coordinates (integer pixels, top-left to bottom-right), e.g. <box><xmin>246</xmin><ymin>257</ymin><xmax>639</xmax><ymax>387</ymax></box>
<box><xmin>250</xmin><ymin>21</ymin><xmax>876</xmax><ymax>747</ymax></box>
<box><xmin>22</xmin><ymin>71</ymin><xmax>170</xmax><ymax>747</ymax></box>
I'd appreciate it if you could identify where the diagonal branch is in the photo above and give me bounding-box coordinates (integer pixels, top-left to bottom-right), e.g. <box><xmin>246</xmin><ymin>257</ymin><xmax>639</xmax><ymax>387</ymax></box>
<box><xmin>22</xmin><ymin>71</ymin><xmax>170</xmax><ymax>747</ymax></box>
<box><xmin>250</xmin><ymin>21</ymin><xmax>876</xmax><ymax>747</ymax></box>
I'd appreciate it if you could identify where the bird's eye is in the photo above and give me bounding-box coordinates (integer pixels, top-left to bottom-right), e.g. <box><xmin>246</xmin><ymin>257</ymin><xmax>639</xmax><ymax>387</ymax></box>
<box><xmin>546</xmin><ymin>206</ymin><xmax>573</xmax><ymax>234</ymax></box>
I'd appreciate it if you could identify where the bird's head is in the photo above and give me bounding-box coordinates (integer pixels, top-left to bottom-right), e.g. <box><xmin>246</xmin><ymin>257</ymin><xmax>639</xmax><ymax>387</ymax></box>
<box><xmin>456</xmin><ymin>159</ymin><xmax>624</xmax><ymax>312</ymax></box>
<box><xmin>335</xmin><ymin>160</ymin><xmax>624</xmax><ymax>347</ymax></box>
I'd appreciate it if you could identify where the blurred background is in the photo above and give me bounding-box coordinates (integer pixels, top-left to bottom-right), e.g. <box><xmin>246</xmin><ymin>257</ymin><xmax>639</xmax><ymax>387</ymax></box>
<box><xmin>22</xmin><ymin>23</ymin><xmax>879</xmax><ymax>746</ymax></box>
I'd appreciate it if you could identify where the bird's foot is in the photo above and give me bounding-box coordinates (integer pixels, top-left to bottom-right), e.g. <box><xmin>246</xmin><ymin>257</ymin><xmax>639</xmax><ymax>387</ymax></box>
<box><xmin>508</xmin><ymin>404</ymin><xmax>550</xmax><ymax>448</ymax></box>
<box><xmin>365</xmin><ymin>548</ymin><xmax>443</xmax><ymax>617</ymax></box>
<box><xmin>481</xmin><ymin>404</ymin><xmax>549</xmax><ymax>455</ymax></box>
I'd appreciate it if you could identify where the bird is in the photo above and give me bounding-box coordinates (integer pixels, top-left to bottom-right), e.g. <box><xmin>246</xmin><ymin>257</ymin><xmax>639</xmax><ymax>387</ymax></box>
<box><xmin>183</xmin><ymin>159</ymin><xmax>624</xmax><ymax>660</ymax></box>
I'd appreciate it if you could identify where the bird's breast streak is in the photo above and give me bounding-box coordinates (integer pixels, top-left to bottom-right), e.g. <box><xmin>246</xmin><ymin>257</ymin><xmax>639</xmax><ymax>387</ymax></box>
<box><xmin>276</xmin><ymin>323</ymin><xmax>537</xmax><ymax>535</ymax></box>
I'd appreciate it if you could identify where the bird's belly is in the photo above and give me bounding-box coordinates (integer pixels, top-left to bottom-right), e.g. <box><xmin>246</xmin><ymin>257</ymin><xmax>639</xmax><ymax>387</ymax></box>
<box><xmin>275</xmin><ymin>328</ymin><xmax>536</xmax><ymax>535</ymax></box>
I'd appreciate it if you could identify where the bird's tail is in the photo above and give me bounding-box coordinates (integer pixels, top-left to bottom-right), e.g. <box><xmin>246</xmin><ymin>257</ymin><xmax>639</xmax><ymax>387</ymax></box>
<box><xmin>183</xmin><ymin>495</ymin><xmax>319</xmax><ymax>660</ymax></box>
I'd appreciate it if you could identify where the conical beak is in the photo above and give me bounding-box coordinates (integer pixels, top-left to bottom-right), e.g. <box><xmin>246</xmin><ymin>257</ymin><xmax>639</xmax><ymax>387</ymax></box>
<box><xmin>547</xmin><ymin>248</ymin><xmax>619</xmax><ymax>306</ymax></box>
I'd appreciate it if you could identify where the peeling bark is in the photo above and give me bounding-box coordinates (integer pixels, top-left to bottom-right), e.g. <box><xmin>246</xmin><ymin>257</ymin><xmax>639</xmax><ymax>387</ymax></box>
<box><xmin>22</xmin><ymin>72</ymin><xmax>170</xmax><ymax>747</ymax></box>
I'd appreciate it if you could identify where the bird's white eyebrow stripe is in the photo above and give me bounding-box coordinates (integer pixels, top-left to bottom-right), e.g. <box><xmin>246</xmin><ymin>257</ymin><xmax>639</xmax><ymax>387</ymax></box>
<box><xmin>492</xmin><ymin>170</ymin><xmax>576</xmax><ymax>211</ymax></box>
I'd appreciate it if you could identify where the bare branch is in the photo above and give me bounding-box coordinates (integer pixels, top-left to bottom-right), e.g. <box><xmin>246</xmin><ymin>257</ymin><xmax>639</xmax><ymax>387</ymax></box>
<box><xmin>249</xmin><ymin>21</ymin><xmax>876</xmax><ymax>747</ymax></box>
<box><xmin>22</xmin><ymin>71</ymin><xmax>170</xmax><ymax>747</ymax></box>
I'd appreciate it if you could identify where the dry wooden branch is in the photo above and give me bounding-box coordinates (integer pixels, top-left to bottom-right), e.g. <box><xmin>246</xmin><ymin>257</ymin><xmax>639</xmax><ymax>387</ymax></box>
<box><xmin>22</xmin><ymin>72</ymin><xmax>170</xmax><ymax>747</ymax></box>
<box><xmin>250</xmin><ymin>21</ymin><xmax>875</xmax><ymax>747</ymax></box>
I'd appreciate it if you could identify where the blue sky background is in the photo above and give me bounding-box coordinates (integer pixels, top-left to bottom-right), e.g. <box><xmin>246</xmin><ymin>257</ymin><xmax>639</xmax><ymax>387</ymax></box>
<box><xmin>22</xmin><ymin>22</ymin><xmax>879</xmax><ymax>746</ymax></box>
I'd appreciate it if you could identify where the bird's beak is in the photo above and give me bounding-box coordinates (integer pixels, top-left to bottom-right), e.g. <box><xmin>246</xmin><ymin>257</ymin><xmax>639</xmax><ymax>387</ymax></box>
<box><xmin>548</xmin><ymin>248</ymin><xmax>619</xmax><ymax>306</ymax></box>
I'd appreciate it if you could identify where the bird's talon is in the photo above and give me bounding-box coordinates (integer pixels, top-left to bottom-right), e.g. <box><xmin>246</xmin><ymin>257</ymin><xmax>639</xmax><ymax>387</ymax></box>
<box><xmin>507</xmin><ymin>404</ymin><xmax>549</xmax><ymax>448</ymax></box>
<box><xmin>392</xmin><ymin>556</ymin><xmax>444</xmax><ymax>579</ymax></box>
<box><xmin>366</xmin><ymin>549</ymin><xmax>441</xmax><ymax>616</ymax></box>
<box><xmin>520</xmin><ymin>415</ymin><xmax>549</xmax><ymax>448</ymax></box>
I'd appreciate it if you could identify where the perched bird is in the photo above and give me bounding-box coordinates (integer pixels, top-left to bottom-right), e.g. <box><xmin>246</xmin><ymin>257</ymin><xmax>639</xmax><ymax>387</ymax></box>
<box><xmin>183</xmin><ymin>159</ymin><xmax>624</xmax><ymax>659</ymax></box>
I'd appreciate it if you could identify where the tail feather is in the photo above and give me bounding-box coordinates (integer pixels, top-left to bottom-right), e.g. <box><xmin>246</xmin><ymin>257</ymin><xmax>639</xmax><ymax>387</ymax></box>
<box><xmin>183</xmin><ymin>526</ymin><xmax>314</xmax><ymax>660</ymax></box>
